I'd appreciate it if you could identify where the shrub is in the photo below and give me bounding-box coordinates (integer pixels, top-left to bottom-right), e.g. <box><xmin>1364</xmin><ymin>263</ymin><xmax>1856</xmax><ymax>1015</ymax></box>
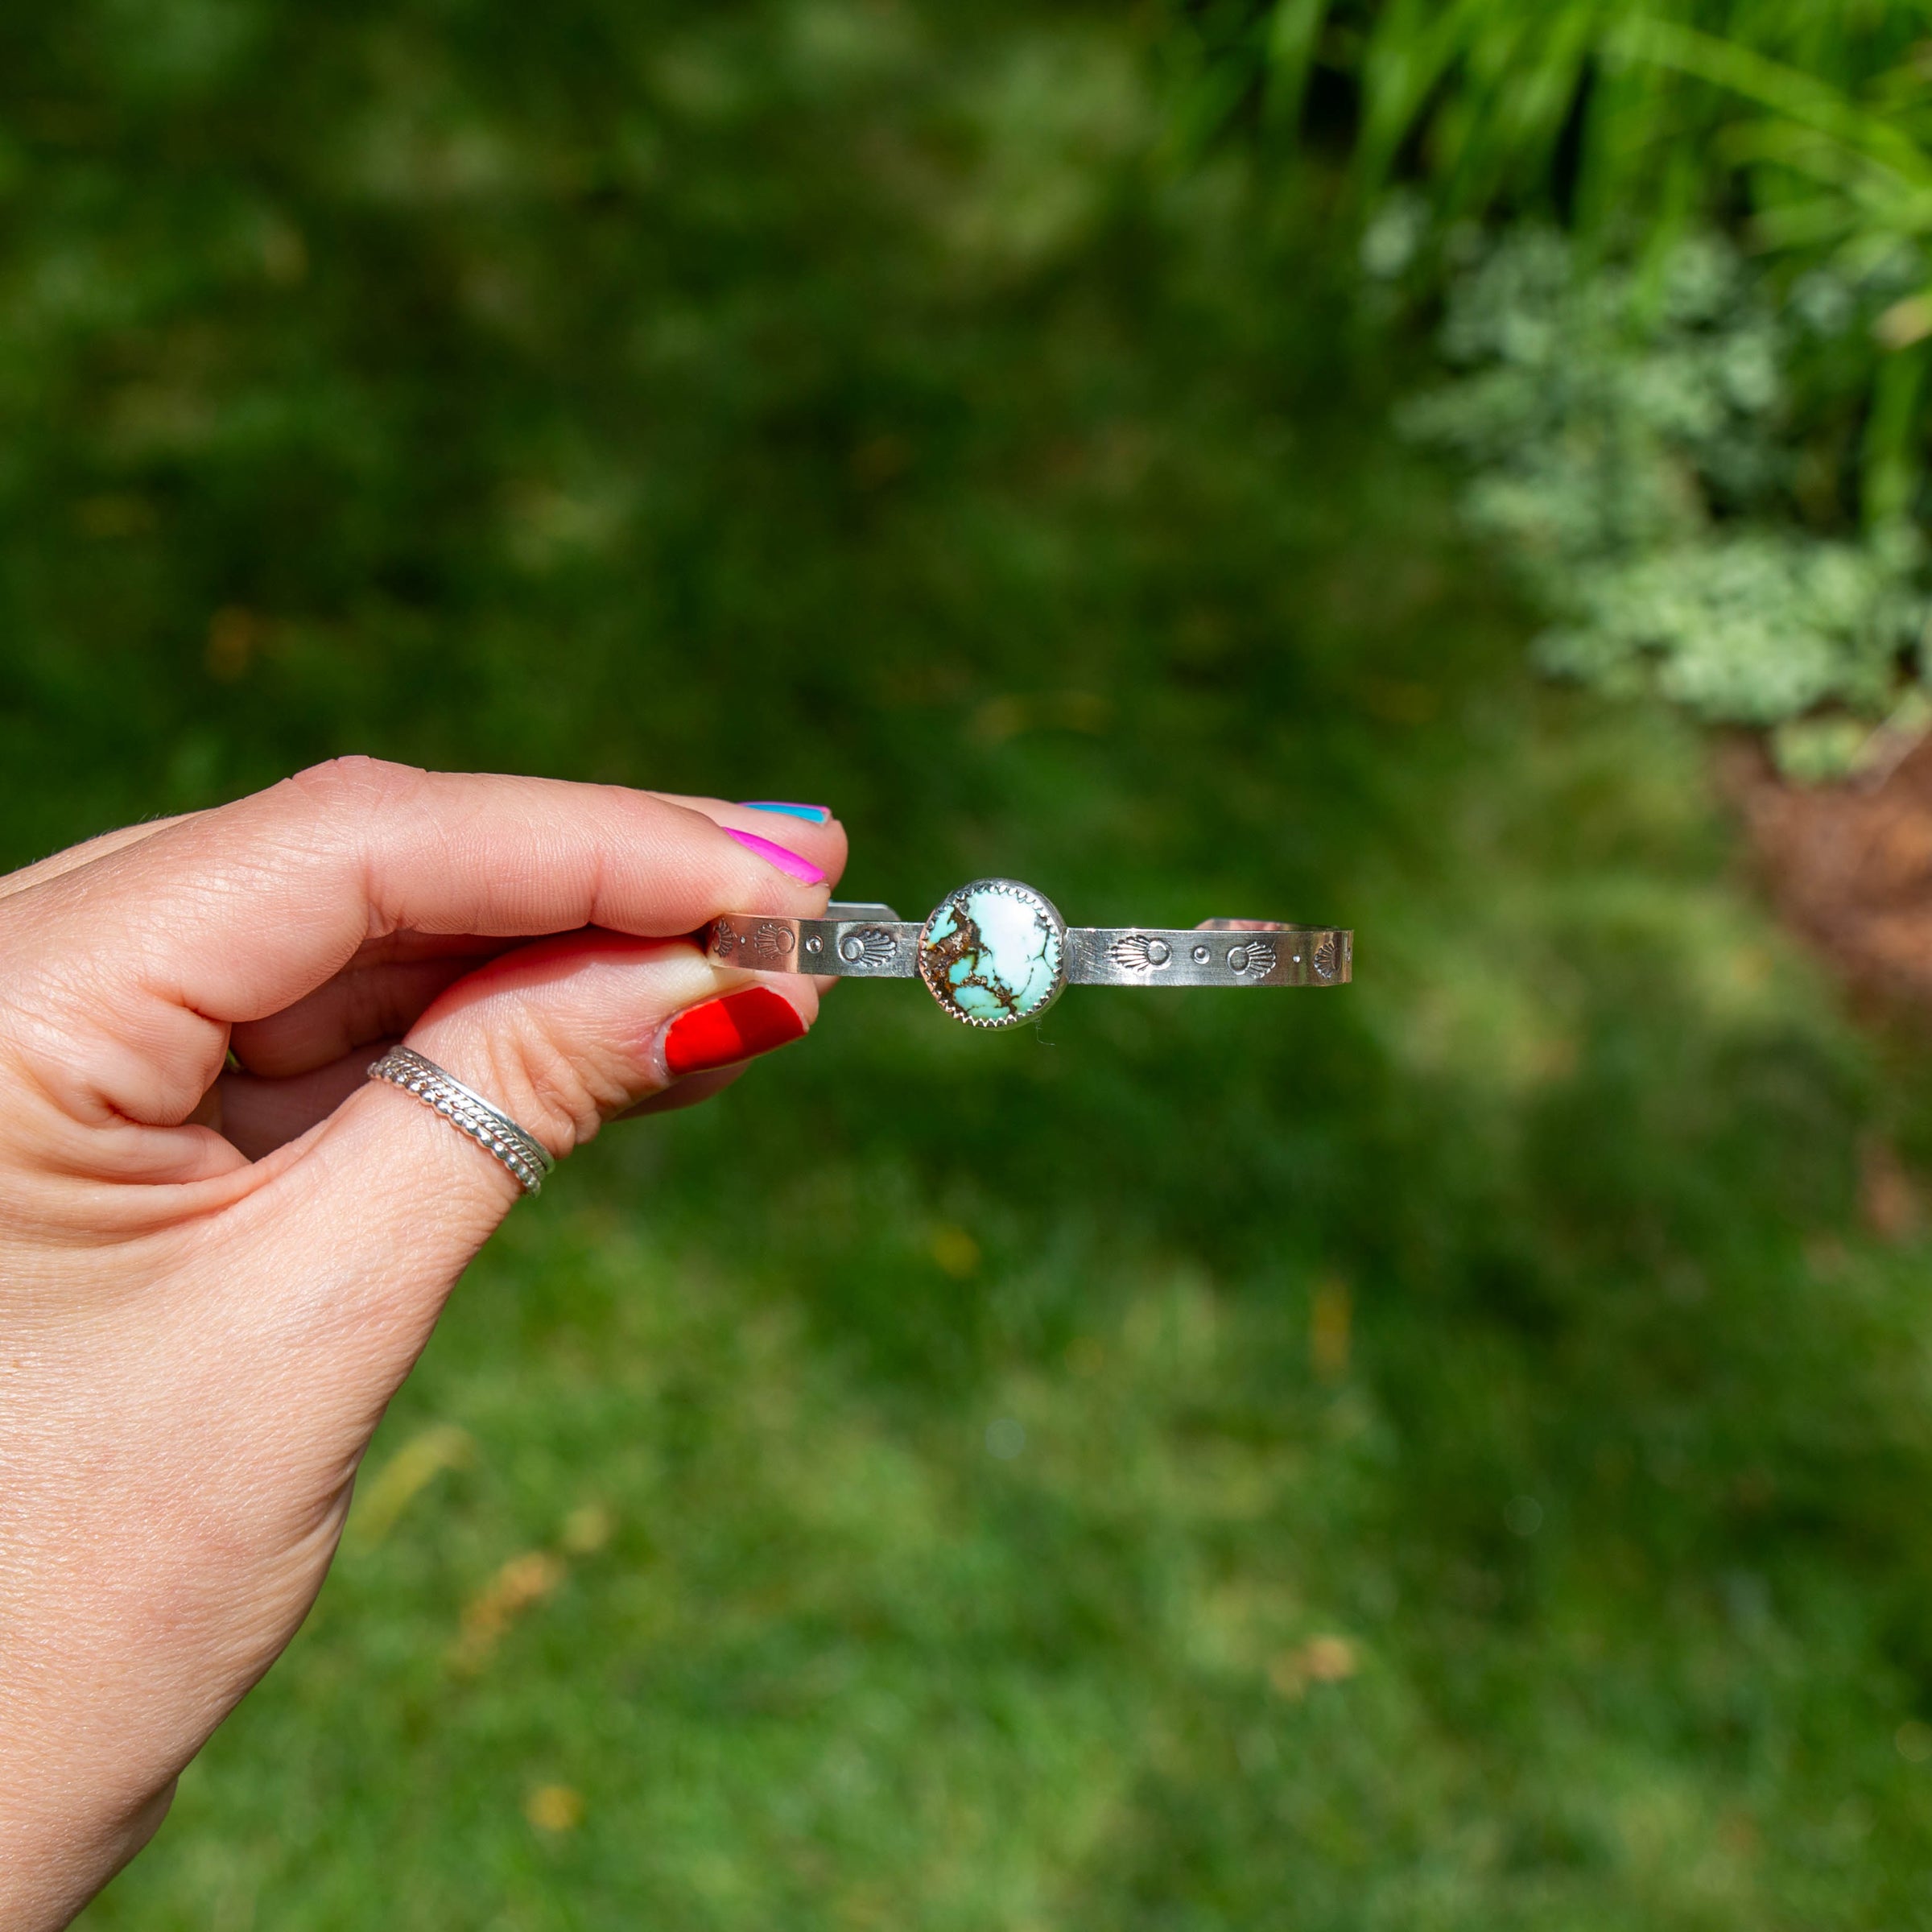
<box><xmin>1396</xmin><ymin>225</ymin><xmax>1926</xmax><ymax>770</ymax></box>
<box><xmin>1166</xmin><ymin>1</ymin><xmax>1932</xmax><ymax>766</ymax></box>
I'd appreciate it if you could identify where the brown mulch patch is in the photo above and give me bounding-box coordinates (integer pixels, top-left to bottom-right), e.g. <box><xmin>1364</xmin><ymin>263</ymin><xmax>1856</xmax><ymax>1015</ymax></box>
<box><xmin>1726</xmin><ymin>733</ymin><xmax>1932</xmax><ymax>1239</ymax></box>
<box><xmin>1726</xmin><ymin>733</ymin><xmax>1932</xmax><ymax>1013</ymax></box>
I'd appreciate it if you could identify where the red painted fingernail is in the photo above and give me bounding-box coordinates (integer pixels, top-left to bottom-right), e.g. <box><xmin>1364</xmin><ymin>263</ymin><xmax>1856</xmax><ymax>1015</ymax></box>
<box><xmin>724</xmin><ymin>825</ymin><xmax>825</xmax><ymax>885</ymax></box>
<box><xmin>663</xmin><ymin>987</ymin><xmax>808</xmax><ymax>1077</ymax></box>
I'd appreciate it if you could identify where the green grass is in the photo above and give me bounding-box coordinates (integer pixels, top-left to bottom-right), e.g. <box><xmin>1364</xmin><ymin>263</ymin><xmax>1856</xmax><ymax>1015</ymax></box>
<box><xmin>10</xmin><ymin>0</ymin><xmax>1932</xmax><ymax>1924</ymax></box>
<box><xmin>1167</xmin><ymin>0</ymin><xmax>1932</xmax><ymax>242</ymax></box>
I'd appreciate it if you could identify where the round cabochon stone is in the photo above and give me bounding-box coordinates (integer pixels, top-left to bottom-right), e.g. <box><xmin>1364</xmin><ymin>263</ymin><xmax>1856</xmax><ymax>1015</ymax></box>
<box><xmin>919</xmin><ymin>880</ymin><xmax>1066</xmax><ymax>1027</ymax></box>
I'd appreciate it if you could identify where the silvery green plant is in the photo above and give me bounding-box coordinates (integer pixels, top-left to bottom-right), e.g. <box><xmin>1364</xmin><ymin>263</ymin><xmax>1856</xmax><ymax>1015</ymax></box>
<box><xmin>1399</xmin><ymin>228</ymin><xmax>1928</xmax><ymax>774</ymax></box>
<box><xmin>1166</xmin><ymin>0</ymin><xmax>1932</xmax><ymax>774</ymax></box>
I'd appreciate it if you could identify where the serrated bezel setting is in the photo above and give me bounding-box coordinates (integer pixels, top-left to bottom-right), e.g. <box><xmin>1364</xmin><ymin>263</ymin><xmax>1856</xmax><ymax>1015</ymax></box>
<box><xmin>917</xmin><ymin>878</ymin><xmax>1067</xmax><ymax>1029</ymax></box>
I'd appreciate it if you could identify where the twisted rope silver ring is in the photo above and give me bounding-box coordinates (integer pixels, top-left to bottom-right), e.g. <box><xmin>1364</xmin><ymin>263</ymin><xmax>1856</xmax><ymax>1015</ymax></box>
<box><xmin>367</xmin><ymin>1044</ymin><xmax>556</xmax><ymax>1195</ymax></box>
<box><xmin>706</xmin><ymin>881</ymin><xmax>1352</xmax><ymax>1030</ymax></box>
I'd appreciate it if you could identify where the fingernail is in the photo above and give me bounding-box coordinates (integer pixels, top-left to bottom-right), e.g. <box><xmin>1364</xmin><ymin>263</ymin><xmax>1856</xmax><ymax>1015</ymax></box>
<box><xmin>663</xmin><ymin>986</ymin><xmax>808</xmax><ymax>1076</ymax></box>
<box><xmin>724</xmin><ymin>825</ymin><xmax>825</xmax><ymax>885</ymax></box>
<box><xmin>739</xmin><ymin>801</ymin><xmax>831</xmax><ymax>824</ymax></box>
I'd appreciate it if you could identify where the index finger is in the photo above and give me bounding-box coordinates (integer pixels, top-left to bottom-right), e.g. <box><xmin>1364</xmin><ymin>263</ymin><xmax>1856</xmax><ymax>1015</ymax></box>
<box><xmin>1</xmin><ymin>759</ymin><xmax>845</xmax><ymax>1125</ymax></box>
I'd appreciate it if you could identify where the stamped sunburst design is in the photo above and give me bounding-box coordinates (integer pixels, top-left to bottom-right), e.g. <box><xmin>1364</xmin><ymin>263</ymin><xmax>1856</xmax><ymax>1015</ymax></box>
<box><xmin>745</xmin><ymin>920</ymin><xmax>795</xmax><ymax>963</ymax></box>
<box><xmin>839</xmin><ymin>927</ymin><xmax>899</xmax><ymax>968</ymax></box>
<box><xmin>918</xmin><ymin>879</ymin><xmax>1067</xmax><ymax>1028</ymax></box>
<box><xmin>1109</xmin><ymin>932</ymin><xmax>1173</xmax><ymax>973</ymax></box>
<box><xmin>1226</xmin><ymin>938</ymin><xmax>1278</xmax><ymax>978</ymax></box>
<box><xmin>1312</xmin><ymin>931</ymin><xmax>1341</xmax><ymax>981</ymax></box>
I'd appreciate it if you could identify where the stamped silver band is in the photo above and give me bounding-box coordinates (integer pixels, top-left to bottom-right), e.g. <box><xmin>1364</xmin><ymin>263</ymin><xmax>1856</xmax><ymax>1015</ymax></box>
<box><xmin>706</xmin><ymin>885</ymin><xmax>1351</xmax><ymax>1029</ymax></box>
<box><xmin>1064</xmin><ymin>923</ymin><xmax>1352</xmax><ymax>988</ymax></box>
<box><xmin>367</xmin><ymin>1044</ymin><xmax>557</xmax><ymax>1195</ymax></box>
<box><xmin>709</xmin><ymin>905</ymin><xmax>919</xmax><ymax>979</ymax></box>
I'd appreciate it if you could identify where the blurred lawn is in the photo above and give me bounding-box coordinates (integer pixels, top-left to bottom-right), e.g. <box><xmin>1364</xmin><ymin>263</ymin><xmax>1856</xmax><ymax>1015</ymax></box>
<box><xmin>16</xmin><ymin>1</ymin><xmax>1932</xmax><ymax>1926</ymax></box>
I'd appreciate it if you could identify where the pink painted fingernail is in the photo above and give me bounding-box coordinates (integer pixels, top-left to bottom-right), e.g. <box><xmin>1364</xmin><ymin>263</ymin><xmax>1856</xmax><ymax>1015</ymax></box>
<box><xmin>724</xmin><ymin>825</ymin><xmax>825</xmax><ymax>885</ymax></box>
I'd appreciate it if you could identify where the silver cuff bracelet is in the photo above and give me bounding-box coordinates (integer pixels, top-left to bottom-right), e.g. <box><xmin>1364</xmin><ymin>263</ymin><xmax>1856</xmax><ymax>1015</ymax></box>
<box><xmin>704</xmin><ymin>878</ymin><xmax>1352</xmax><ymax>1030</ymax></box>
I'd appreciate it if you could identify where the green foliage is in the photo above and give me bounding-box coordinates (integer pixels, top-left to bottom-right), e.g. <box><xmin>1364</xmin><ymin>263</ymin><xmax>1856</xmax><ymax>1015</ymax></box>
<box><xmin>1399</xmin><ymin>227</ymin><xmax>1929</xmax><ymax>764</ymax></box>
<box><xmin>1168</xmin><ymin>0</ymin><xmax>1932</xmax><ymax>753</ymax></box>
<box><xmin>1170</xmin><ymin>0</ymin><xmax>1932</xmax><ymax>242</ymax></box>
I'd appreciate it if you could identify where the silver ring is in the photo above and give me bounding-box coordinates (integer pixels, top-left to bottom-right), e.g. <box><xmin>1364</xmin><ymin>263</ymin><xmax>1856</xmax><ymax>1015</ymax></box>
<box><xmin>367</xmin><ymin>1045</ymin><xmax>557</xmax><ymax>1195</ymax></box>
<box><xmin>704</xmin><ymin>881</ymin><xmax>1352</xmax><ymax>1030</ymax></box>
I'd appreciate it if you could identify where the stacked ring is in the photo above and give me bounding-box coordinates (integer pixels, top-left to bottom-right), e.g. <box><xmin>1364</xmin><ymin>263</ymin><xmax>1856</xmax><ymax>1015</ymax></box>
<box><xmin>367</xmin><ymin>1044</ymin><xmax>556</xmax><ymax>1194</ymax></box>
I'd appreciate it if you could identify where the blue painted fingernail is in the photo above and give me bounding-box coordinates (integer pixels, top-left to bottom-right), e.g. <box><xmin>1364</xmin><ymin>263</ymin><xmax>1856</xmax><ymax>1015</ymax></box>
<box><xmin>740</xmin><ymin>801</ymin><xmax>830</xmax><ymax>823</ymax></box>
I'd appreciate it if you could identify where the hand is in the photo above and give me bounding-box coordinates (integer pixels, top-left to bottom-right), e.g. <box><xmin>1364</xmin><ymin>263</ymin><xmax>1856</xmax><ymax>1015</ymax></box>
<box><xmin>0</xmin><ymin>760</ymin><xmax>846</xmax><ymax>1930</ymax></box>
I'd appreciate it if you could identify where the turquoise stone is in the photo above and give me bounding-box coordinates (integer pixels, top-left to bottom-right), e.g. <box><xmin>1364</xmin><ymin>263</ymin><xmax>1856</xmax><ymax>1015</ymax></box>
<box><xmin>920</xmin><ymin>881</ymin><xmax>1063</xmax><ymax>1026</ymax></box>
